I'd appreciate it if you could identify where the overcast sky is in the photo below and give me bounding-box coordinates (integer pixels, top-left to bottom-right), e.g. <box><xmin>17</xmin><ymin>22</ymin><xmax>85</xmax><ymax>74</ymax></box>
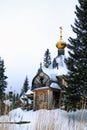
<box><xmin>0</xmin><ymin>0</ymin><xmax>78</xmax><ymax>93</ymax></box>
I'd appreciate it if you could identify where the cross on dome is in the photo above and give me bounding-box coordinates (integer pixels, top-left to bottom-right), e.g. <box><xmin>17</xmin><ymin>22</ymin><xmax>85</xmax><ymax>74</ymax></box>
<box><xmin>59</xmin><ymin>26</ymin><xmax>63</xmax><ymax>40</ymax></box>
<box><xmin>56</xmin><ymin>26</ymin><xmax>66</xmax><ymax>50</ymax></box>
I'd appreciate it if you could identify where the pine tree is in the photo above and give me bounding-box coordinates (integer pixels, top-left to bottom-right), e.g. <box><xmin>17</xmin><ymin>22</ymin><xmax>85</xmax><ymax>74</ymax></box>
<box><xmin>0</xmin><ymin>58</ymin><xmax>7</xmax><ymax>100</ymax></box>
<box><xmin>64</xmin><ymin>0</ymin><xmax>87</xmax><ymax>111</ymax></box>
<box><xmin>43</xmin><ymin>49</ymin><xmax>51</xmax><ymax>68</ymax></box>
<box><xmin>20</xmin><ymin>76</ymin><xmax>29</xmax><ymax>96</ymax></box>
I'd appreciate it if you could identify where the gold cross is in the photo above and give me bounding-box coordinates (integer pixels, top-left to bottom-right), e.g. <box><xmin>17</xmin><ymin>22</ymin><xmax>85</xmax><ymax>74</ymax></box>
<box><xmin>59</xmin><ymin>26</ymin><xmax>62</xmax><ymax>40</ymax></box>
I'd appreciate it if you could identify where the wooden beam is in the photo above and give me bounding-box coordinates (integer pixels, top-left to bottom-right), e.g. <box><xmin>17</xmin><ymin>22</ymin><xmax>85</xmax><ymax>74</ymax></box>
<box><xmin>0</xmin><ymin>121</ymin><xmax>30</xmax><ymax>124</ymax></box>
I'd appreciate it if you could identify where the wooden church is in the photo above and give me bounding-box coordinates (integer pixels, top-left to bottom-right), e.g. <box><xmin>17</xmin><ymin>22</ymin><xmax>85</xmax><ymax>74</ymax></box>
<box><xmin>31</xmin><ymin>27</ymin><xmax>68</xmax><ymax>110</ymax></box>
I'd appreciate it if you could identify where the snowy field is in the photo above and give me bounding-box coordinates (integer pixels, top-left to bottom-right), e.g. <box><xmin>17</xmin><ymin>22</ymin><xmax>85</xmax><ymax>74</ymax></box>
<box><xmin>0</xmin><ymin>108</ymin><xmax>87</xmax><ymax>130</ymax></box>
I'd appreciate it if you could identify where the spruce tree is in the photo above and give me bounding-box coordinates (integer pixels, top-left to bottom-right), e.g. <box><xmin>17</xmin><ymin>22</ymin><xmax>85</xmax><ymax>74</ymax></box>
<box><xmin>20</xmin><ymin>76</ymin><xmax>29</xmax><ymax>96</ymax></box>
<box><xmin>43</xmin><ymin>49</ymin><xmax>51</xmax><ymax>68</ymax></box>
<box><xmin>0</xmin><ymin>58</ymin><xmax>7</xmax><ymax>100</ymax></box>
<box><xmin>64</xmin><ymin>0</ymin><xmax>87</xmax><ymax>111</ymax></box>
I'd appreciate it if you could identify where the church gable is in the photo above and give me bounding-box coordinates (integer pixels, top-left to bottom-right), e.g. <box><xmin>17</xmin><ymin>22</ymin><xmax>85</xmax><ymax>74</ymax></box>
<box><xmin>32</xmin><ymin>71</ymin><xmax>50</xmax><ymax>90</ymax></box>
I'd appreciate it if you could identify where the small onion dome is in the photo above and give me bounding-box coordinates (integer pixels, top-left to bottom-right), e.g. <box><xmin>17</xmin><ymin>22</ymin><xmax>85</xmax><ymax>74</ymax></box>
<box><xmin>56</xmin><ymin>26</ymin><xmax>66</xmax><ymax>49</ymax></box>
<box><xmin>56</xmin><ymin>40</ymin><xmax>66</xmax><ymax>49</ymax></box>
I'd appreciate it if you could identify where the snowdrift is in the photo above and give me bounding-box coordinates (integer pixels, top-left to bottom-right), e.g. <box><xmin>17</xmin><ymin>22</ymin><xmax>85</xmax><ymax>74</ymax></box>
<box><xmin>0</xmin><ymin>108</ymin><xmax>87</xmax><ymax>130</ymax></box>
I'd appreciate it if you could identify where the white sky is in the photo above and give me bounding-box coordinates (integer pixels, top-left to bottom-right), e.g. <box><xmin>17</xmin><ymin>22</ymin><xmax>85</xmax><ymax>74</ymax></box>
<box><xmin>0</xmin><ymin>0</ymin><xmax>78</xmax><ymax>93</ymax></box>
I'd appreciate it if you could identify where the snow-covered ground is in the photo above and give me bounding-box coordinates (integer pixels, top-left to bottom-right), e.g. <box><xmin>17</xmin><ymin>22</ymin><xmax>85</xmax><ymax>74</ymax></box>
<box><xmin>0</xmin><ymin>108</ymin><xmax>87</xmax><ymax>130</ymax></box>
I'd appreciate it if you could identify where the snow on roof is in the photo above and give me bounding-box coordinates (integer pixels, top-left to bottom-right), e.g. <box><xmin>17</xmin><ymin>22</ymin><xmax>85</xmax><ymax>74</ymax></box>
<box><xmin>4</xmin><ymin>100</ymin><xmax>12</xmax><ymax>106</ymax></box>
<box><xmin>25</xmin><ymin>89</ymin><xmax>34</xmax><ymax>95</ymax></box>
<box><xmin>42</xmin><ymin>55</ymin><xmax>68</xmax><ymax>81</ymax></box>
<box><xmin>21</xmin><ymin>95</ymin><xmax>27</xmax><ymax>99</ymax></box>
<box><xmin>50</xmin><ymin>83</ymin><xmax>61</xmax><ymax>89</ymax></box>
<box><xmin>42</xmin><ymin>66</ymin><xmax>67</xmax><ymax>81</ymax></box>
<box><xmin>33</xmin><ymin>86</ymin><xmax>49</xmax><ymax>91</ymax></box>
<box><xmin>33</xmin><ymin>84</ymin><xmax>61</xmax><ymax>91</ymax></box>
<box><xmin>56</xmin><ymin>55</ymin><xmax>66</xmax><ymax>67</ymax></box>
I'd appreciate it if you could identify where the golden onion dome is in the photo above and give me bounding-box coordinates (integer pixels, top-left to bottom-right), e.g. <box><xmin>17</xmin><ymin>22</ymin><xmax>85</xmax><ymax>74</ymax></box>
<box><xmin>56</xmin><ymin>26</ymin><xmax>66</xmax><ymax>49</ymax></box>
